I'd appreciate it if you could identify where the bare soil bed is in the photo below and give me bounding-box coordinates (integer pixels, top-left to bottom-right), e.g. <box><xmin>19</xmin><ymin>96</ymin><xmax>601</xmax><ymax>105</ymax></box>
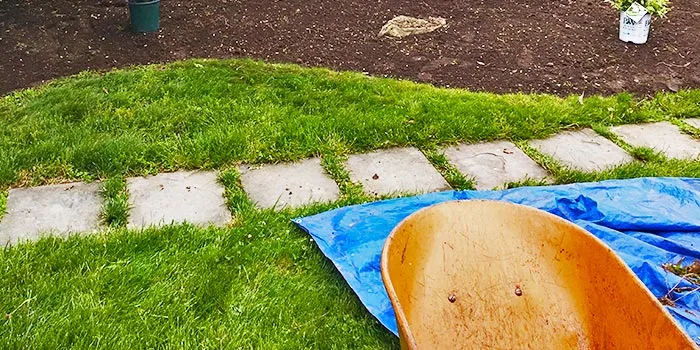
<box><xmin>1</xmin><ymin>0</ymin><xmax>699</xmax><ymax>96</ymax></box>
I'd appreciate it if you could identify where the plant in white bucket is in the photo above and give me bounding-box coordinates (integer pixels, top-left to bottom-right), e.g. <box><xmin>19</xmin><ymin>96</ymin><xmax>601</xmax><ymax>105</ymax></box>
<box><xmin>607</xmin><ymin>0</ymin><xmax>670</xmax><ymax>44</ymax></box>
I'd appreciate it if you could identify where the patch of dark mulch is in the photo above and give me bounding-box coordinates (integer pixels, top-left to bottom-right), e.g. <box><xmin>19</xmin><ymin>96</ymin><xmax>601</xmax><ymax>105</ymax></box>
<box><xmin>1</xmin><ymin>0</ymin><xmax>699</xmax><ymax>96</ymax></box>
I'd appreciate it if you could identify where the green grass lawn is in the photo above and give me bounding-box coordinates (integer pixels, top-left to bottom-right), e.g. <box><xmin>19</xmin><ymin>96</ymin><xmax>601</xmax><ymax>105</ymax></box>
<box><xmin>0</xmin><ymin>210</ymin><xmax>396</xmax><ymax>349</ymax></box>
<box><xmin>1</xmin><ymin>59</ymin><xmax>699</xmax><ymax>188</ymax></box>
<box><xmin>1</xmin><ymin>59</ymin><xmax>700</xmax><ymax>348</ymax></box>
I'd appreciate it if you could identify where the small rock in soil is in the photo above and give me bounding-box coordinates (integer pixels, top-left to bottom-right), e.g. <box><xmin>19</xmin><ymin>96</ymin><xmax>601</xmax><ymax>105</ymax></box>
<box><xmin>417</xmin><ymin>72</ymin><xmax>432</xmax><ymax>81</ymax></box>
<box><xmin>378</xmin><ymin>15</ymin><xmax>446</xmax><ymax>38</ymax></box>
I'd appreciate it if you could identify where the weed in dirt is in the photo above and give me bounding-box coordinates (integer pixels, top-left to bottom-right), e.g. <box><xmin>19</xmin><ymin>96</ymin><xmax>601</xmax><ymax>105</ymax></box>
<box><xmin>658</xmin><ymin>258</ymin><xmax>700</xmax><ymax>307</ymax></box>
<box><xmin>660</xmin><ymin>295</ymin><xmax>677</xmax><ymax>307</ymax></box>
<box><xmin>662</xmin><ymin>258</ymin><xmax>700</xmax><ymax>285</ymax></box>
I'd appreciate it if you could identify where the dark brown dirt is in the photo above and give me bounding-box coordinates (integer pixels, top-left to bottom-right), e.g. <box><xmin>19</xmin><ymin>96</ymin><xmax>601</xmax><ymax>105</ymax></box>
<box><xmin>2</xmin><ymin>0</ymin><xmax>700</xmax><ymax>96</ymax></box>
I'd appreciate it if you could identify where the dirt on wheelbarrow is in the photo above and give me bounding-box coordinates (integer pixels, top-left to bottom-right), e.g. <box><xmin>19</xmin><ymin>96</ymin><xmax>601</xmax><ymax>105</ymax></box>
<box><xmin>1</xmin><ymin>0</ymin><xmax>699</xmax><ymax>96</ymax></box>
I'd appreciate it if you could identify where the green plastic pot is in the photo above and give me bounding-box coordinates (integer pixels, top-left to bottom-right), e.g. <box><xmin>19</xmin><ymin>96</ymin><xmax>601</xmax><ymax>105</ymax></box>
<box><xmin>128</xmin><ymin>0</ymin><xmax>160</xmax><ymax>33</ymax></box>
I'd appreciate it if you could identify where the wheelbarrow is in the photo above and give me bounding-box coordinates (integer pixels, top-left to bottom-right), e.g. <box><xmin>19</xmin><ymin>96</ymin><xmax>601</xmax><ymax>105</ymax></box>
<box><xmin>381</xmin><ymin>201</ymin><xmax>696</xmax><ymax>349</ymax></box>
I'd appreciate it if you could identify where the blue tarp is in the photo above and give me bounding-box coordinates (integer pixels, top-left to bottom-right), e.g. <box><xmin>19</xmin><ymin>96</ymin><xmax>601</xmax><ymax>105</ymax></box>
<box><xmin>293</xmin><ymin>178</ymin><xmax>700</xmax><ymax>344</ymax></box>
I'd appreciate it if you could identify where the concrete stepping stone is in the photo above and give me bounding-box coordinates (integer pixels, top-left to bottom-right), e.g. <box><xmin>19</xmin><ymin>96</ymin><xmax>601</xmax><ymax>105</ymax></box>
<box><xmin>0</xmin><ymin>182</ymin><xmax>101</xmax><ymax>245</ymax></box>
<box><xmin>127</xmin><ymin>171</ymin><xmax>231</xmax><ymax>228</ymax></box>
<box><xmin>443</xmin><ymin>141</ymin><xmax>549</xmax><ymax>190</ymax></box>
<box><xmin>530</xmin><ymin>129</ymin><xmax>633</xmax><ymax>172</ymax></box>
<box><xmin>239</xmin><ymin>158</ymin><xmax>340</xmax><ymax>209</ymax></box>
<box><xmin>345</xmin><ymin>147</ymin><xmax>450</xmax><ymax>196</ymax></box>
<box><xmin>684</xmin><ymin>118</ymin><xmax>700</xmax><ymax>130</ymax></box>
<box><xmin>611</xmin><ymin>122</ymin><xmax>700</xmax><ymax>160</ymax></box>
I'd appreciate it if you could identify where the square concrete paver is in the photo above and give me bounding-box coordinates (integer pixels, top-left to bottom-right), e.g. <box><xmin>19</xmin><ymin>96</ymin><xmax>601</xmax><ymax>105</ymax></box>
<box><xmin>530</xmin><ymin>129</ymin><xmax>633</xmax><ymax>172</ymax></box>
<box><xmin>443</xmin><ymin>141</ymin><xmax>549</xmax><ymax>190</ymax></box>
<box><xmin>345</xmin><ymin>147</ymin><xmax>450</xmax><ymax>196</ymax></box>
<box><xmin>683</xmin><ymin>118</ymin><xmax>700</xmax><ymax>130</ymax></box>
<box><xmin>611</xmin><ymin>122</ymin><xmax>700</xmax><ymax>160</ymax></box>
<box><xmin>0</xmin><ymin>182</ymin><xmax>102</xmax><ymax>245</ymax></box>
<box><xmin>239</xmin><ymin>158</ymin><xmax>340</xmax><ymax>209</ymax></box>
<box><xmin>127</xmin><ymin>171</ymin><xmax>231</xmax><ymax>228</ymax></box>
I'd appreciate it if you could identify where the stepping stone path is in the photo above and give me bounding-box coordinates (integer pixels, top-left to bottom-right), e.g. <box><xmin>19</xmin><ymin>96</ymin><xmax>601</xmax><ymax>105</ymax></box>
<box><xmin>443</xmin><ymin>141</ymin><xmax>548</xmax><ymax>190</ymax></box>
<box><xmin>0</xmin><ymin>182</ymin><xmax>101</xmax><ymax>245</ymax></box>
<box><xmin>611</xmin><ymin>122</ymin><xmax>700</xmax><ymax>160</ymax></box>
<box><xmin>127</xmin><ymin>171</ymin><xmax>231</xmax><ymax>228</ymax></box>
<box><xmin>0</xmin><ymin>122</ymin><xmax>697</xmax><ymax>244</ymax></box>
<box><xmin>685</xmin><ymin>118</ymin><xmax>700</xmax><ymax>130</ymax></box>
<box><xmin>239</xmin><ymin>158</ymin><xmax>340</xmax><ymax>209</ymax></box>
<box><xmin>345</xmin><ymin>147</ymin><xmax>450</xmax><ymax>196</ymax></box>
<box><xmin>530</xmin><ymin>129</ymin><xmax>633</xmax><ymax>172</ymax></box>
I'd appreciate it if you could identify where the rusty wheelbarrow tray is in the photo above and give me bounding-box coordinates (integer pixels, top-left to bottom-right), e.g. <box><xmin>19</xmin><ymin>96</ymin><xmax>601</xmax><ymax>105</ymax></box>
<box><xmin>381</xmin><ymin>200</ymin><xmax>696</xmax><ymax>349</ymax></box>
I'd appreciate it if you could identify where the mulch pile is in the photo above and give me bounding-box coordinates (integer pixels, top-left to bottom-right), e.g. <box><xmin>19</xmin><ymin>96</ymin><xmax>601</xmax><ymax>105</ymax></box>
<box><xmin>1</xmin><ymin>0</ymin><xmax>699</xmax><ymax>96</ymax></box>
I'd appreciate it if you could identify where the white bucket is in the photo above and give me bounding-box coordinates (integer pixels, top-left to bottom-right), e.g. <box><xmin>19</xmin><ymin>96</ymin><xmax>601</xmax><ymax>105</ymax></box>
<box><xmin>619</xmin><ymin>11</ymin><xmax>651</xmax><ymax>44</ymax></box>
